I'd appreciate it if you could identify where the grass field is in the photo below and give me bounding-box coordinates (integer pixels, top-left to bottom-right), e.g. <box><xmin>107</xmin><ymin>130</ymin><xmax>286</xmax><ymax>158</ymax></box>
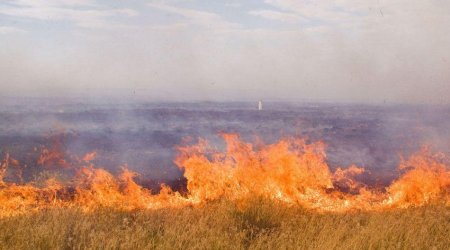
<box><xmin>0</xmin><ymin>198</ymin><xmax>448</xmax><ymax>250</ymax></box>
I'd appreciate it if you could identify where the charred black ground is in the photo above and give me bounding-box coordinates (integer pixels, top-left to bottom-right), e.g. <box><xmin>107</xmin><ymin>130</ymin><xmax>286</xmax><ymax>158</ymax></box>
<box><xmin>1</xmin><ymin>99</ymin><xmax>449</xmax><ymax>192</ymax></box>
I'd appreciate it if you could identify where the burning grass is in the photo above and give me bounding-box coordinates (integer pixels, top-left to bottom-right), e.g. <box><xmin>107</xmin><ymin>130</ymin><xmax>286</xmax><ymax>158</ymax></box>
<box><xmin>0</xmin><ymin>133</ymin><xmax>449</xmax><ymax>248</ymax></box>
<box><xmin>1</xmin><ymin>134</ymin><xmax>449</xmax><ymax>216</ymax></box>
<box><xmin>0</xmin><ymin>198</ymin><xmax>448</xmax><ymax>249</ymax></box>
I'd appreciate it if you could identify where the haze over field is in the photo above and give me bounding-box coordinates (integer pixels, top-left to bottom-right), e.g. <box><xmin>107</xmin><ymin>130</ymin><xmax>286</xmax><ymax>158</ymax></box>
<box><xmin>1</xmin><ymin>0</ymin><xmax>450</xmax><ymax>104</ymax></box>
<box><xmin>1</xmin><ymin>2</ymin><xmax>450</xmax><ymax>248</ymax></box>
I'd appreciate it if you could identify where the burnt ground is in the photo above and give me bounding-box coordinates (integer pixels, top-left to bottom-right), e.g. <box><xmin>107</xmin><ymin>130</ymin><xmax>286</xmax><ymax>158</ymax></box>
<box><xmin>1</xmin><ymin>100</ymin><xmax>449</xmax><ymax>191</ymax></box>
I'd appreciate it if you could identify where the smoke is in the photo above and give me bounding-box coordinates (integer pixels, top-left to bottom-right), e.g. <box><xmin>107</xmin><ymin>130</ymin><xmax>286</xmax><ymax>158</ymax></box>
<box><xmin>1</xmin><ymin>119</ymin><xmax>449</xmax><ymax>216</ymax></box>
<box><xmin>1</xmin><ymin>1</ymin><xmax>450</xmax><ymax>103</ymax></box>
<box><xmin>1</xmin><ymin>100</ymin><xmax>449</xmax><ymax>185</ymax></box>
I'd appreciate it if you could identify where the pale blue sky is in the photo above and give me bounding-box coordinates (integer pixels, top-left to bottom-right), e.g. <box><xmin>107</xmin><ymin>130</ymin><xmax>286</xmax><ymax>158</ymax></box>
<box><xmin>1</xmin><ymin>0</ymin><xmax>449</xmax><ymax>104</ymax></box>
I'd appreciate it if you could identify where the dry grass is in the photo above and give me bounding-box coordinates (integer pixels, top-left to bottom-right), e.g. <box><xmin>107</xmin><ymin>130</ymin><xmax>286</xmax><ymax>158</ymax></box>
<box><xmin>0</xmin><ymin>198</ymin><xmax>449</xmax><ymax>250</ymax></box>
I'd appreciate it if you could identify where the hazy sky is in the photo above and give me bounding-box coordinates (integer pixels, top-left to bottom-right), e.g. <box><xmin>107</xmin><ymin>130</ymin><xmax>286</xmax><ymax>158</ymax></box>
<box><xmin>1</xmin><ymin>0</ymin><xmax>449</xmax><ymax>103</ymax></box>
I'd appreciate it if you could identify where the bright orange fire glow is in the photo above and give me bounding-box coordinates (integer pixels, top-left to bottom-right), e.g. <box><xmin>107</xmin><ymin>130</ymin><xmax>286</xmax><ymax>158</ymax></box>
<box><xmin>0</xmin><ymin>134</ymin><xmax>449</xmax><ymax>217</ymax></box>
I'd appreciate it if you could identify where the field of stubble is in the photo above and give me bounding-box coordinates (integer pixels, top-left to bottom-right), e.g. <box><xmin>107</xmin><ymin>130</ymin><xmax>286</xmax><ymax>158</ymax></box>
<box><xmin>0</xmin><ymin>198</ymin><xmax>448</xmax><ymax>250</ymax></box>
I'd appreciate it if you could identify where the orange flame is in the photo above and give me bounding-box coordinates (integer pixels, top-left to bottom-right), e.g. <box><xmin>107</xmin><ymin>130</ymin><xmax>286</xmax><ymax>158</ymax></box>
<box><xmin>0</xmin><ymin>134</ymin><xmax>448</xmax><ymax>217</ymax></box>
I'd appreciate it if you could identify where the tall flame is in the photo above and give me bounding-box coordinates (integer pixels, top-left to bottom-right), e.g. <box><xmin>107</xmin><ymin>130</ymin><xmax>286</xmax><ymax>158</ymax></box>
<box><xmin>0</xmin><ymin>133</ymin><xmax>448</xmax><ymax>217</ymax></box>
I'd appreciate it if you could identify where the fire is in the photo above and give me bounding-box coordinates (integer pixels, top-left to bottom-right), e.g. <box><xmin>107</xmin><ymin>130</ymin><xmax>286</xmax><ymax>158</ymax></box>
<box><xmin>0</xmin><ymin>134</ymin><xmax>448</xmax><ymax>217</ymax></box>
<box><xmin>385</xmin><ymin>148</ymin><xmax>450</xmax><ymax>207</ymax></box>
<box><xmin>36</xmin><ymin>136</ymin><xmax>70</xmax><ymax>169</ymax></box>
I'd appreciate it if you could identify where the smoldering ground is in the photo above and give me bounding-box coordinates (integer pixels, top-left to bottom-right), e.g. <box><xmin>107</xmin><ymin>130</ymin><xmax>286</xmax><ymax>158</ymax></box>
<box><xmin>1</xmin><ymin>99</ymin><xmax>449</xmax><ymax>191</ymax></box>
